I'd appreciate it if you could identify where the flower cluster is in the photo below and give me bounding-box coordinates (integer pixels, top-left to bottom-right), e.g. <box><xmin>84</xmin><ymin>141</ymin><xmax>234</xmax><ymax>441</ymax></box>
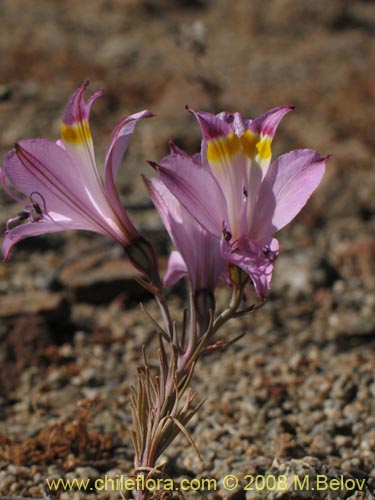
<box><xmin>1</xmin><ymin>82</ymin><xmax>327</xmax><ymax>302</ymax></box>
<box><xmin>1</xmin><ymin>83</ymin><xmax>328</xmax><ymax>499</ymax></box>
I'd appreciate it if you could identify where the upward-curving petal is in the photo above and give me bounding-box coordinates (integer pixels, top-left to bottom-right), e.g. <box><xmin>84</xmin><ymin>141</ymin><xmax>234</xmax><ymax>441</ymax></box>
<box><xmin>237</xmin><ymin>106</ymin><xmax>294</xmax><ymax>171</ymax></box>
<box><xmin>60</xmin><ymin>81</ymin><xmax>103</xmax><ymax>192</ymax></box>
<box><xmin>251</xmin><ymin>149</ymin><xmax>327</xmax><ymax>243</ymax></box>
<box><xmin>62</xmin><ymin>80</ymin><xmax>101</xmax><ymax>127</ymax></box>
<box><xmin>105</xmin><ymin>110</ymin><xmax>154</xmax><ymax>184</ymax></box>
<box><xmin>104</xmin><ymin>110</ymin><xmax>154</xmax><ymax>238</ymax></box>
<box><xmin>189</xmin><ymin>109</ymin><xmax>233</xmax><ymax>141</ymax></box>
<box><xmin>104</xmin><ymin>110</ymin><xmax>153</xmax><ymax>233</ymax></box>
<box><xmin>249</xmin><ymin>105</ymin><xmax>294</xmax><ymax>139</ymax></box>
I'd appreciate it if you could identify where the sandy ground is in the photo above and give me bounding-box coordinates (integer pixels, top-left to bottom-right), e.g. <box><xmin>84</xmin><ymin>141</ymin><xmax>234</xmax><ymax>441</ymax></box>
<box><xmin>0</xmin><ymin>1</ymin><xmax>374</xmax><ymax>499</ymax></box>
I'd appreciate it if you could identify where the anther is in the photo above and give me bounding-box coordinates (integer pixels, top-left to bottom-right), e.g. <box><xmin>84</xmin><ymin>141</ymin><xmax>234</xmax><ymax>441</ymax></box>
<box><xmin>30</xmin><ymin>191</ymin><xmax>47</xmax><ymax>215</ymax></box>
<box><xmin>32</xmin><ymin>202</ymin><xmax>42</xmax><ymax>215</ymax></box>
<box><xmin>18</xmin><ymin>211</ymin><xmax>30</xmax><ymax>221</ymax></box>
<box><xmin>263</xmin><ymin>246</ymin><xmax>271</xmax><ymax>257</ymax></box>
<box><xmin>223</xmin><ymin>230</ymin><xmax>232</xmax><ymax>242</ymax></box>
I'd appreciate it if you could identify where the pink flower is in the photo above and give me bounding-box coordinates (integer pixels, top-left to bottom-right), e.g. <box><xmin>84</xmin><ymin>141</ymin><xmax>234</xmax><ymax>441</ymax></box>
<box><xmin>1</xmin><ymin>82</ymin><xmax>153</xmax><ymax>263</ymax></box>
<box><xmin>155</xmin><ymin>107</ymin><xmax>328</xmax><ymax>299</ymax></box>
<box><xmin>145</xmin><ymin>146</ymin><xmax>225</xmax><ymax>327</ymax></box>
<box><xmin>144</xmin><ymin>160</ymin><xmax>224</xmax><ymax>295</ymax></box>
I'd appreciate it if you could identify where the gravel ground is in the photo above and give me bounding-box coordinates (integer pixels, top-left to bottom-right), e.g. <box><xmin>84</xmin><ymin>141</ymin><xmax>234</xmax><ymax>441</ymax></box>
<box><xmin>0</xmin><ymin>1</ymin><xmax>374</xmax><ymax>499</ymax></box>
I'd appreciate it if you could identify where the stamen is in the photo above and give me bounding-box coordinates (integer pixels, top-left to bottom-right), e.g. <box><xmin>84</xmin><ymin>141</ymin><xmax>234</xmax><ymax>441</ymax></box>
<box><xmin>223</xmin><ymin>229</ymin><xmax>232</xmax><ymax>242</ymax></box>
<box><xmin>5</xmin><ymin>191</ymin><xmax>49</xmax><ymax>231</ymax></box>
<box><xmin>30</xmin><ymin>191</ymin><xmax>47</xmax><ymax>214</ymax></box>
<box><xmin>6</xmin><ymin>215</ymin><xmax>25</xmax><ymax>232</ymax></box>
<box><xmin>18</xmin><ymin>211</ymin><xmax>30</xmax><ymax>221</ymax></box>
<box><xmin>5</xmin><ymin>206</ymin><xmax>36</xmax><ymax>231</ymax></box>
<box><xmin>222</xmin><ymin>221</ymin><xmax>232</xmax><ymax>242</ymax></box>
<box><xmin>262</xmin><ymin>245</ymin><xmax>279</xmax><ymax>262</ymax></box>
<box><xmin>32</xmin><ymin>202</ymin><xmax>42</xmax><ymax>215</ymax></box>
<box><xmin>263</xmin><ymin>246</ymin><xmax>271</xmax><ymax>257</ymax></box>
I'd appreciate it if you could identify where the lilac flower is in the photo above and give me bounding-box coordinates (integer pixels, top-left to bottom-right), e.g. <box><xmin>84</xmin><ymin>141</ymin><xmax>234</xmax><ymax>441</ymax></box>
<box><xmin>155</xmin><ymin>107</ymin><xmax>328</xmax><ymax>299</ymax></box>
<box><xmin>1</xmin><ymin>81</ymin><xmax>153</xmax><ymax>264</ymax></box>
<box><xmin>145</xmin><ymin>168</ymin><xmax>224</xmax><ymax>294</ymax></box>
<box><xmin>145</xmin><ymin>165</ymin><xmax>225</xmax><ymax>327</ymax></box>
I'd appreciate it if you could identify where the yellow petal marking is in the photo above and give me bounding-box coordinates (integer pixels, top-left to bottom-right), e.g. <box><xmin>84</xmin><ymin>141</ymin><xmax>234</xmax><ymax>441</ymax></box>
<box><xmin>61</xmin><ymin>120</ymin><xmax>91</xmax><ymax>145</ymax></box>
<box><xmin>207</xmin><ymin>130</ymin><xmax>272</xmax><ymax>166</ymax></box>
<box><xmin>240</xmin><ymin>130</ymin><xmax>258</xmax><ymax>158</ymax></box>
<box><xmin>256</xmin><ymin>136</ymin><xmax>272</xmax><ymax>164</ymax></box>
<box><xmin>241</xmin><ymin>130</ymin><xmax>272</xmax><ymax>163</ymax></box>
<box><xmin>207</xmin><ymin>132</ymin><xmax>241</xmax><ymax>164</ymax></box>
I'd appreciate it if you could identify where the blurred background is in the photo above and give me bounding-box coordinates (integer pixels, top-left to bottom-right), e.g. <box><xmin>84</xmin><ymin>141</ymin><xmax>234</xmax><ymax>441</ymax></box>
<box><xmin>0</xmin><ymin>0</ymin><xmax>374</xmax><ymax>498</ymax></box>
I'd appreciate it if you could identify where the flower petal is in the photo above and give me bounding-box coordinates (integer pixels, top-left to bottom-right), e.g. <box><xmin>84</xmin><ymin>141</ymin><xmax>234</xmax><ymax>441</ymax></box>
<box><xmin>191</xmin><ymin>108</ymin><xmax>279</xmax><ymax>239</ymax></box>
<box><xmin>104</xmin><ymin>110</ymin><xmax>154</xmax><ymax>239</ymax></box>
<box><xmin>3</xmin><ymin>139</ymin><xmax>127</xmax><ymax>244</ymax></box>
<box><xmin>221</xmin><ymin>237</ymin><xmax>279</xmax><ymax>299</ymax></box>
<box><xmin>204</xmin><ymin>132</ymin><xmax>263</xmax><ymax>240</ymax></box>
<box><xmin>4</xmin><ymin>141</ymin><xmax>92</xmax><ymax>221</ymax></box>
<box><xmin>163</xmin><ymin>250</ymin><xmax>188</xmax><ymax>288</ymax></box>
<box><xmin>168</xmin><ymin>140</ymin><xmax>202</xmax><ymax>166</ymax></box>
<box><xmin>251</xmin><ymin>149</ymin><xmax>327</xmax><ymax>242</ymax></box>
<box><xmin>249</xmin><ymin>105</ymin><xmax>294</xmax><ymax>139</ymax></box>
<box><xmin>189</xmin><ymin>109</ymin><xmax>233</xmax><ymax>141</ymax></box>
<box><xmin>61</xmin><ymin>81</ymin><xmax>101</xmax><ymax>127</ymax></box>
<box><xmin>105</xmin><ymin>110</ymin><xmax>154</xmax><ymax>185</ymax></box>
<box><xmin>103</xmin><ymin>110</ymin><xmax>153</xmax><ymax>236</ymax></box>
<box><xmin>243</xmin><ymin>106</ymin><xmax>294</xmax><ymax>169</ymax></box>
<box><xmin>156</xmin><ymin>154</ymin><xmax>227</xmax><ymax>237</ymax></box>
<box><xmin>145</xmin><ymin>176</ymin><xmax>224</xmax><ymax>291</ymax></box>
<box><xmin>145</xmin><ymin>176</ymin><xmax>198</xmax><ymax>288</ymax></box>
<box><xmin>216</xmin><ymin>112</ymin><xmax>250</xmax><ymax>136</ymax></box>
<box><xmin>2</xmin><ymin>216</ymin><xmax>88</xmax><ymax>261</ymax></box>
<box><xmin>60</xmin><ymin>81</ymin><xmax>103</xmax><ymax>192</ymax></box>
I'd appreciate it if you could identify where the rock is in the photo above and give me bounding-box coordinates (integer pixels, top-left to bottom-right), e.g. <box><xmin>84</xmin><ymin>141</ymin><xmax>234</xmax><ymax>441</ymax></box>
<box><xmin>74</xmin><ymin>466</ymin><xmax>99</xmax><ymax>478</ymax></box>
<box><xmin>59</xmin><ymin>249</ymin><xmax>167</xmax><ymax>304</ymax></box>
<box><xmin>0</xmin><ymin>290</ymin><xmax>69</xmax><ymax>321</ymax></box>
<box><xmin>255</xmin><ymin>457</ymin><xmax>365</xmax><ymax>499</ymax></box>
<box><xmin>0</xmin><ymin>307</ymin><xmax>72</xmax><ymax>398</ymax></box>
<box><xmin>273</xmin><ymin>250</ymin><xmax>340</xmax><ymax>296</ymax></box>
